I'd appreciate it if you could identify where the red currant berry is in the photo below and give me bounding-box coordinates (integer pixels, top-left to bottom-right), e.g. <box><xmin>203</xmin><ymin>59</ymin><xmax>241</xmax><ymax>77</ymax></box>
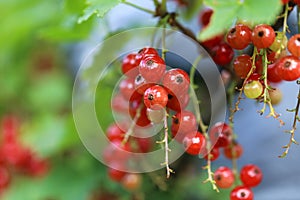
<box><xmin>226</xmin><ymin>24</ymin><xmax>252</xmax><ymax>50</ymax></box>
<box><xmin>122</xmin><ymin>53</ymin><xmax>139</xmax><ymax>78</ymax></box>
<box><xmin>267</xmin><ymin>63</ymin><xmax>282</xmax><ymax>83</ymax></box>
<box><xmin>183</xmin><ymin>132</ymin><xmax>206</xmax><ymax>155</ymax></box>
<box><xmin>230</xmin><ymin>186</ymin><xmax>254</xmax><ymax>200</ymax></box>
<box><xmin>129</xmin><ymin>101</ymin><xmax>151</xmax><ymax>127</ymax></box>
<box><xmin>203</xmin><ymin>147</ymin><xmax>220</xmax><ymax>161</ymax></box>
<box><xmin>134</xmin><ymin>74</ymin><xmax>155</xmax><ymax>95</ymax></box>
<box><xmin>209</xmin><ymin>122</ymin><xmax>233</xmax><ymax>148</ymax></box>
<box><xmin>139</xmin><ymin>55</ymin><xmax>166</xmax><ymax>83</ymax></box>
<box><xmin>108</xmin><ymin>167</ymin><xmax>127</xmax><ymax>182</ymax></box>
<box><xmin>26</xmin><ymin>158</ymin><xmax>50</xmax><ymax>177</ymax></box>
<box><xmin>233</xmin><ymin>54</ymin><xmax>252</xmax><ymax>79</ymax></box>
<box><xmin>103</xmin><ymin>140</ymin><xmax>132</xmax><ymax>165</ymax></box>
<box><xmin>106</xmin><ymin>123</ymin><xmax>125</xmax><ymax>141</ymax></box>
<box><xmin>281</xmin><ymin>0</ymin><xmax>289</xmax><ymax>4</ymax></box>
<box><xmin>224</xmin><ymin>142</ymin><xmax>243</xmax><ymax>159</ymax></box>
<box><xmin>111</xmin><ymin>93</ymin><xmax>128</xmax><ymax>113</ymax></box>
<box><xmin>251</xmin><ymin>24</ymin><xmax>275</xmax><ymax>49</ymax></box>
<box><xmin>214</xmin><ymin>166</ymin><xmax>235</xmax><ymax>189</ymax></box>
<box><xmin>0</xmin><ymin>166</ymin><xmax>10</xmax><ymax>189</ymax></box>
<box><xmin>167</xmin><ymin>92</ymin><xmax>189</xmax><ymax>112</ymax></box>
<box><xmin>199</xmin><ymin>8</ymin><xmax>213</xmax><ymax>27</ymax></box>
<box><xmin>134</xmin><ymin>137</ymin><xmax>153</xmax><ymax>153</ymax></box>
<box><xmin>162</xmin><ymin>68</ymin><xmax>190</xmax><ymax>96</ymax></box>
<box><xmin>294</xmin><ymin>0</ymin><xmax>300</xmax><ymax>6</ymax></box>
<box><xmin>135</xmin><ymin>47</ymin><xmax>158</xmax><ymax>63</ymax></box>
<box><xmin>171</xmin><ymin>111</ymin><xmax>197</xmax><ymax>140</ymax></box>
<box><xmin>201</xmin><ymin>34</ymin><xmax>224</xmax><ymax>49</ymax></box>
<box><xmin>143</xmin><ymin>85</ymin><xmax>168</xmax><ymax>110</ymax></box>
<box><xmin>275</xmin><ymin>55</ymin><xmax>300</xmax><ymax>81</ymax></box>
<box><xmin>240</xmin><ymin>164</ymin><xmax>263</xmax><ymax>187</ymax></box>
<box><xmin>288</xmin><ymin>34</ymin><xmax>300</xmax><ymax>57</ymax></box>
<box><xmin>119</xmin><ymin>78</ymin><xmax>142</xmax><ymax>101</ymax></box>
<box><xmin>211</xmin><ymin>42</ymin><xmax>234</xmax><ymax>66</ymax></box>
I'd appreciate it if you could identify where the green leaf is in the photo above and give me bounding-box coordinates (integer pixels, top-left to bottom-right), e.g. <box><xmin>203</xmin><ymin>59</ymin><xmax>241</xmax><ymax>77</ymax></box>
<box><xmin>198</xmin><ymin>0</ymin><xmax>282</xmax><ymax>41</ymax></box>
<box><xmin>180</xmin><ymin>0</ymin><xmax>204</xmax><ymax>20</ymax></box>
<box><xmin>78</xmin><ymin>0</ymin><xmax>121</xmax><ymax>23</ymax></box>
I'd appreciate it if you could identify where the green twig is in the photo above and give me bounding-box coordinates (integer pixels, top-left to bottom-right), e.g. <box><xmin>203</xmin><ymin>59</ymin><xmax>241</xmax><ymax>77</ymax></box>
<box><xmin>122</xmin><ymin>1</ymin><xmax>156</xmax><ymax>15</ymax></box>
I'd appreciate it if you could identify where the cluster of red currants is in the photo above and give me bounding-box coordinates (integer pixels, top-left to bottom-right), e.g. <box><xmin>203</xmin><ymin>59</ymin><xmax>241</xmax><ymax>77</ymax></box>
<box><xmin>0</xmin><ymin>115</ymin><xmax>49</xmax><ymax>195</ymax></box>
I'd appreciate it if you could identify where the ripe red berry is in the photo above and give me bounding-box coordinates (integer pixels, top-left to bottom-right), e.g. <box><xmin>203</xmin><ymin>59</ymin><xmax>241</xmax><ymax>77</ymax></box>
<box><xmin>224</xmin><ymin>142</ymin><xmax>243</xmax><ymax>159</ymax></box>
<box><xmin>288</xmin><ymin>34</ymin><xmax>300</xmax><ymax>57</ymax></box>
<box><xmin>129</xmin><ymin>101</ymin><xmax>151</xmax><ymax>127</ymax></box>
<box><xmin>135</xmin><ymin>47</ymin><xmax>159</xmax><ymax>63</ymax></box>
<box><xmin>275</xmin><ymin>55</ymin><xmax>300</xmax><ymax>81</ymax></box>
<box><xmin>122</xmin><ymin>53</ymin><xmax>139</xmax><ymax>78</ymax></box>
<box><xmin>214</xmin><ymin>166</ymin><xmax>235</xmax><ymax>188</ymax></box>
<box><xmin>111</xmin><ymin>93</ymin><xmax>128</xmax><ymax>113</ymax></box>
<box><xmin>267</xmin><ymin>63</ymin><xmax>282</xmax><ymax>83</ymax></box>
<box><xmin>201</xmin><ymin>34</ymin><xmax>224</xmax><ymax>49</ymax></box>
<box><xmin>0</xmin><ymin>166</ymin><xmax>10</xmax><ymax>189</ymax></box>
<box><xmin>294</xmin><ymin>0</ymin><xmax>300</xmax><ymax>6</ymax></box>
<box><xmin>233</xmin><ymin>54</ymin><xmax>252</xmax><ymax>79</ymax></box>
<box><xmin>211</xmin><ymin>43</ymin><xmax>234</xmax><ymax>66</ymax></box>
<box><xmin>162</xmin><ymin>68</ymin><xmax>190</xmax><ymax>96</ymax></box>
<box><xmin>134</xmin><ymin>74</ymin><xmax>155</xmax><ymax>95</ymax></box>
<box><xmin>119</xmin><ymin>78</ymin><xmax>142</xmax><ymax>101</ymax></box>
<box><xmin>171</xmin><ymin>111</ymin><xmax>197</xmax><ymax>142</ymax></box>
<box><xmin>209</xmin><ymin>122</ymin><xmax>233</xmax><ymax>148</ymax></box>
<box><xmin>167</xmin><ymin>92</ymin><xmax>189</xmax><ymax>112</ymax></box>
<box><xmin>199</xmin><ymin>8</ymin><xmax>213</xmax><ymax>27</ymax></box>
<box><xmin>143</xmin><ymin>85</ymin><xmax>168</xmax><ymax>110</ymax></box>
<box><xmin>103</xmin><ymin>140</ymin><xmax>132</xmax><ymax>165</ymax></box>
<box><xmin>106</xmin><ymin>123</ymin><xmax>125</xmax><ymax>141</ymax></box>
<box><xmin>139</xmin><ymin>55</ymin><xmax>166</xmax><ymax>83</ymax></box>
<box><xmin>281</xmin><ymin>0</ymin><xmax>289</xmax><ymax>4</ymax></box>
<box><xmin>230</xmin><ymin>186</ymin><xmax>254</xmax><ymax>200</ymax></box>
<box><xmin>240</xmin><ymin>164</ymin><xmax>263</xmax><ymax>187</ymax></box>
<box><xmin>251</xmin><ymin>24</ymin><xmax>275</xmax><ymax>49</ymax></box>
<box><xmin>134</xmin><ymin>137</ymin><xmax>153</xmax><ymax>153</ymax></box>
<box><xmin>226</xmin><ymin>24</ymin><xmax>252</xmax><ymax>50</ymax></box>
<box><xmin>108</xmin><ymin>167</ymin><xmax>127</xmax><ymax>182</ymax></box>
<box><xmin>203</xmin><ymin>147</ymin><xmax>220</xmax><ymax>161</ymax></box>
<box><xmin>183</xmin><ymin>132</ymin><xmax>206</xmax><ymax>155</ymax></box>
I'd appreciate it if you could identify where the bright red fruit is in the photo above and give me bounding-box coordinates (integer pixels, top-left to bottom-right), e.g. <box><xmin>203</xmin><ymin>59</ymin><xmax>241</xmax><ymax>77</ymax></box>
<box><xmin>108</xmin><ymin>167</ymin><xmax>127</xmax><ymax>182</ymax></box>
<box><xmin>267</xmin><ymin>63</ymin><xmax>282</xmax><ymax>83</ymax></box>
<box><xmin>139</xmin><ymin>55</ymin><xmax>166</xmax><ymax>83</ymax></box>
<box><xmin>281</xmin><ymin>0</ymin><xmax>289</xmax><ymax>4</ymax></box>
<box><xmin>167</xmin><ymin>92</ymin><xmax>190</xmax><ymax>112</ymax></box>
<box><xmin>224</xmin><ymin>142</ymin><xmax>243</xmax><ymax>159</ymax></box>
<box><xmin>122</xmin><ymin>53</ymin><xmax>139</xmax><ymax>78</ymax></box>
<box><xmin>129</xmin><ymin>101</ymin><xmax>151</xmax><ymax>127</ymax></box>
<box><xmin>171</xmin><ymin>111</ymin><xmax>197</xmax><ymax>142</ymax></box>
<box><xmin>199</xmin><ymin>8</ymin><xmax>213</xmax><ymax>27</ymax></box>
<box><xmin>240</xmin><ymin>164</ymin><xmax>263</xmax><ymax>187</ymax></box>
<box><xmin>288</xmin><ymin>34</ymin><xmax>300</xmax><ymax>57</ymax></box>
<box><xmin>162</xmin><ymin>68</ymin><xmax>190</xmax><ymax>96</ymax></box>
<box><xmin>119</xmin><ymin>78</ymin><xmax>142</xmax><ymax>101</ymax></box>
<box><xmin>275</xmin><ymin>55</ymin><xmax>300</xmax><ymax>81</ymax></box>
<box><xmin>230</xmin><ymin>186</ymin><xmax>254</xmax><ymax>200</ymax></box>
<box><xmin>201</xmin><ymin>34</ymin><xmax>224</xmax><ymax>49</ymax></box>
<box><xmin>183</xmin><ymin>132</ymin><xmax>206</xmax><ymax>155</ymax></box>
<box><xmin>0</xmin><ymin>166</ymin><xmax>10</xmax><ymax>189</ymax></box>
<box><xmin>226</xmin><ymin>24</ymin><xmax>252</xmax><ymax>50</ymax></box>
<box><xmin>251</xmin><ymin>24</ymin><xmax>275</xmax><ymax>49</ymax></box>
<box><xmin>214</xmin><ymin>166</ymin><xmax>235</xmax><ymax>188</ymax></box>
<box><xmin>106</xmin><ymin>123</ymin><xmax>125</xmax><ymax>141</ymax></box>
<box><xmin>134</xmin><ymin>74</ymin><xmax>155</xmax><ymax>95</ymax></box>
<box><xmin>143</xmin><ymin>85</ymin><xmax>168</xmax><ymax>110</ymax></box>
<box><xmin>211</xmin><ymin>43</ymin><xmax>234</xmax><ymax>66</ymax></box>
<box><xmin>209</xmin><ymin>122</ymin><xmax>233</xmax><ymax>148</ymax></box>
<box><xmin>203</xmin><ymin>147</ymin><xmax>220</xmax><ymax>161</ymax></box>
<box><xmin>233</xmin><ymin>54</ymin><xmax>252</xmax><ymax>79</ymax></box>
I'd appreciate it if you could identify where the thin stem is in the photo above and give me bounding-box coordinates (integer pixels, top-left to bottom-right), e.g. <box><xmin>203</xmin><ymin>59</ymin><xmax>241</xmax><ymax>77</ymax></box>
<box><xmin>298</xmin><ymin>5</ymin><xmax>300</xmax><ymax>33</ymax></box>
<box><xmin>153</xmin><ymin>0</ymin><xmax>159</xmax><ymax>7</ymax></box>
<box><xmin>282</xmin><ymin>4</ymin><xmax>289</xmax><ymax>36</ymax></box>
<box><xmin>122</xmin><ymin>1</ymin><xmax>156</xmax><ymax>15</ymax></box>
<box><xmin>189</xmin><ymin>57</ymin><xmax>218</xmax><ymax>192</ymax></box>
<box><xmin>162</xmin><ymin>25</ymin><xmax>167</xmax><ymax>60</ymax></box>
<box><xmin>122</xmin><ymin>104</ymin><xmax>143</xmax><ymax>145</ymax></box>
<box><xmin>161</xmin><ymin>0</ymin><xmax>167</xmax><ymax>13</ymax></box>
<box><xmin>157</xmin><ymin>112</ymin><xmax>174</xmax><ymax>178</ymax></box>
<box><xmin>279</xmin><ymin>85</ymin><xmax>300</xmax><ymax>158</ymax></box>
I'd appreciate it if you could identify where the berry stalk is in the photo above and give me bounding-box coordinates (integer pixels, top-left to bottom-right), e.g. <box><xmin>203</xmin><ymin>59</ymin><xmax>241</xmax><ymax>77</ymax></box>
<box><xmin>121</xmin><ymin>0</ymin><xmax>156</xmax><ymax>15</ymax></box>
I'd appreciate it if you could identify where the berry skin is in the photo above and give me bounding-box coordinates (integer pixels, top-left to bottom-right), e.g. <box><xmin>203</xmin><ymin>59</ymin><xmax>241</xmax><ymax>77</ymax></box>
<box><xmin>106</xmin><ymin>123</ymin><xmax>125</xmax><ymax>141</ymax></box>
<box><xmin>275</xmin><ymin>55</ymin><xmax>300</xmax><ymax>81</ymax></box>
<box><xmin>281</xmin><ymin>0</ymin><xmax>289</xmax><ymax>4</ymax></box>
<box><xmin>267</xmin><ymin>63</ymin><xmax>282</xmax><ymax>83</ymax></box>
<box><xmin>214</xmin><ymin>166</ymin><xmax>235</xmax><ymax>189</ymax></box>
<box><xmin>121</xmin><ymin>173</ymin><xmax>142</xmax><ymax>191</ymax></box>
<box><xmin>230</xmin><ymin>186</ymin><xmax>254</xmax><ymax>200</ymax></box>
<box><xmin>146</xmin><ymin>107</ymin><xmax>165</xmax><ymax>123</ymax></box>
<box><xmin>269</xmin><ymin>88</ymin><xmax>282</xmax><ymax>105</ymax></box>
<box><xmin>129</xmin><ymin>101</ymin><xmax>151</xmax><ymax>127</ymax></box>
<box><xmin>134</xmin><ymin>74</ymin><xmax>155</xmax><ymax>95</ymax></box>
<box><xmin>251</xmin><ymin>24</ymin><xmax>275</xmax><ymax>49</ymax></box>
<box><xmin>119</xmin><ymin>78</ymin><xmax>142</xmax><ymax>101</ymax></box>
<box><xmin>143</xmin><ymin>85</ymin><xmax>168</xmax><ymax>110</ymax></box>
<box><xmin>111</xmin><ymin>93</ymin><xmax>128</xmax><ymax>113</ymax></box>
<box><xmin>233</xmin><ymin>54</ymin><xmax>252</xmax><ymax>79</ymax></box>
<box><xmin>171</xmin><ymin>111</ymin><xmax>197</xmax><ymax>142</ymax></box>
<box><xmin>203</xmin><ymin>147</ymin><xmax>220</xmax><ymax>161</ymax></box>
<box><xmin>243</xmin><ymin>80</ymin><xmax>264</xmax><ymax>99</ymax></box>
<box><xmin>135</xmin><ymin>47</ymin><xmax>158</xmax><ymax>63</ymax></box>
<box><xmin>288</xmin><ymin>34</ymin><xmax>300</xmax><ymax>57</ymax></box>
<box><xmin>269</xmin><ymin>32</ymin><xmax>287</xmax><ymax>52</ymax></box>
<box><xmin>108</xmin><ymin>167</ymin><xmax>127</xmax><ymax>182</ymax></box>
<box><xmin>209</xmin><ymin>122</ymin><xmax>233</xmax><ymax>148</ymax></box>
<box><xmin>240</xmin><ymin>164</ymin><xmax>263</xmax><ymax>187</ymax></box>
<box><xmin>211</xmin><ymin>43</ymin><xmax>234</xmax><ymax>66</ymax></box>
<box><xmin>199</xmin><ymin>8</ymin><xmax>213</xmax><ymax>27</ymax></box>
<box><xmin>224</xmin><ymin>142</ymin><xmax>243</xmax><ymax>159</ymax></box>
<box><xmin>183</xmin><ymin>132</ymin><xmax>206</xmax><ymax>155</ymax></box>
<box><xmin>122</xmin><ymin>53</ymin><xmax>139</xmax><ymax>78</ymax></box>
<box><xmin>0</xmin><ymin>166</ymin><xmax>10</xmax><ymax>189</ymax></box>
<box><xmin>201</xmin><ymin>34</ymin><xmax>224</xmax><ymax>49</ymax></box>
<box><xmin>226</xmin><ymin>24</ymin><xmax>252</xmax><ymax>50</ymax></box>
<box><xmin>162</xmin><ymin>68</ymin><xmax>190</xmax><ymax>96</ymax></box>
<box><xmin>139</xmin><ymin>55</ymin><xmax>166</xmax><ymax>83</ymax></box>
<box><xmin>134</xmin><ymin>137</ymin><xmax>153</xmax><ymax>153</ymax></box>
<box><xmin>167</xmin><ymin>92</ymin><xmax>189</xmax><ymax>112</ymax></box>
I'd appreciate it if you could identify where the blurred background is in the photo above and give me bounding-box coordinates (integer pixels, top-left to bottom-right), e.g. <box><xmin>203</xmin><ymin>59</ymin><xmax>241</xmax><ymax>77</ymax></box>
<box><xmin>1</xmin><ymin>0</ymin><xmax>300</xmax><ymax>199</ymax></box>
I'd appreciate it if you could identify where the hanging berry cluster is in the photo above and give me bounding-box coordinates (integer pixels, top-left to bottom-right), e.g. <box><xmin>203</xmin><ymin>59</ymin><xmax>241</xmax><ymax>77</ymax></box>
<box><xmin>0</xmin><ymin>115</ymin><xmax>50</xmax><ymax>196</ymax></box>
